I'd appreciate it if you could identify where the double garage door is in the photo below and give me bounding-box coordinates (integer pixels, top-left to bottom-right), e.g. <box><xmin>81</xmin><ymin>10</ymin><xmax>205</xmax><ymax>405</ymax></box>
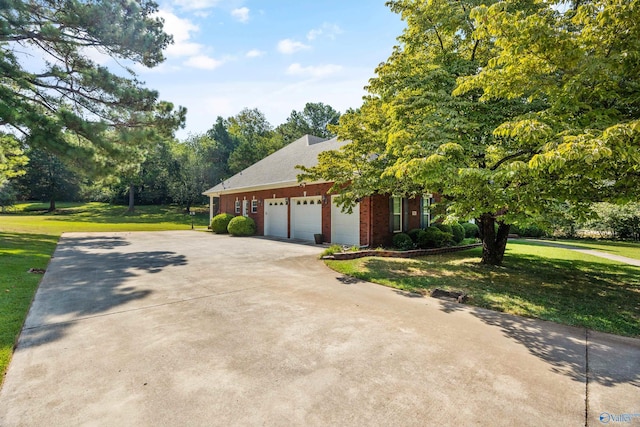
<box><xmin>263</xmin><ymin>196</ymin><xmax>359</xmax><ymax>246</ymax></box>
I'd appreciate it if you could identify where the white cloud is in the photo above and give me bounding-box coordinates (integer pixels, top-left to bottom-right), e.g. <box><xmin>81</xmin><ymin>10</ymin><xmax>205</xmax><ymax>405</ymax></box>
<box><xmin>286</xmin><ymin>63</ymin><xmax>343</xmax><ymax>78</ymax></box>
<box><xmin>184</xmin><ymin>55</ymin><xmax>224</xmax><ymax>70</ymax></box>
<box><xmin>155</xmin><ymin>10</ymin><xmax>202</xmax><ymax>58</ymax></box>
<box><xmin>246</xmin><ymin>49</ymin><xmax>265</xmax><ymax>58</ymax></box>
<box><xmin>307</xmin><ymin>23</ymin><xmax>343</xmax><ymax>41</ymax></box>
<box><xmin>231</xmin><ymin>7</ymin><xmax>250</xmax><ymax>23</ymax></box>
<box><xmin>277</xmin><ymin>39</ymin><xmax>310</xmax><ymax>54</ymax></box>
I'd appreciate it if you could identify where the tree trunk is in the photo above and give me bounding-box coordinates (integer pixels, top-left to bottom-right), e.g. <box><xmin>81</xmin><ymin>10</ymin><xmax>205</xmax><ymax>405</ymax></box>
<box><xmin>477</xmin><ymin>213</ymin><xmax>510</xmax><ymax>265</ymax></box>
<box><xmin>128</xmin><ymin>183</ymin><xmax>135</xmax><ymax>213</ymax></box>
<box><xmin>48</xmin><ymin>197</ymin><xmax>56</xmax><ymax>212</ymax></box>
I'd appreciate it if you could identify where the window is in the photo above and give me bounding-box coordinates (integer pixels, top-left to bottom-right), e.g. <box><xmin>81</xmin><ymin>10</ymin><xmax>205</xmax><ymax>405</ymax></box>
<box><xmin>421</xmin><ymin>194</ymin><xmax>432</xmax><ymax>228</ymax></box>
<box><xmin>392</xmin><ymin>196</ymin><xmax>402</xmax><ymax>233</ymax></box>
<box><xmin>235</xmin><ymin>200</ymin><xmax>240</xmax><ymax>214</ymax></box>
<box><xmin>251</xmin><ymin>200</ymin><xmax>258</xmax><ymax>213</ymax></box>
<box><xmin>242</xmin><ymin>200</ymin><xmax>249</xmax><ymax>217</ymax></box>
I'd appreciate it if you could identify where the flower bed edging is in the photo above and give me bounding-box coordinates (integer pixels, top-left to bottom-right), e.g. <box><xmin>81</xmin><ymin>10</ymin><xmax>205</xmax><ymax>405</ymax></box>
<box><xmin>324</xmin><ymin>243</ymin><xmax>482</xmax><ymax>260</ymax></box>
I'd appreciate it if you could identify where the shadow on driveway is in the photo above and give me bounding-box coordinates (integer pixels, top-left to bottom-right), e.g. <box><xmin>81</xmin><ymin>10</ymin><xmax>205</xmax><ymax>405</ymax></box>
<box><xmin>19</xmin><ymin>235</ymin><xmax>187</xmax><ymax>350</ymax></box>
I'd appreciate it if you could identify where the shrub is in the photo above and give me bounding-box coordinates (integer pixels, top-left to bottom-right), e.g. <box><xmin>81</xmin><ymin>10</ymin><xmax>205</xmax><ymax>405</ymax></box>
<box><xmin>520</xmin><ymin>225</ymin><xmax>546</xmax><ymax>238</ymax></box>
<box><xmin>451</xmin><ymin>223</ymin><xmax>465</xmax><ymax>244</ymax></box>
<box><xmin>227</xmin><ymin>216</ymin><xmax>256</xmax><ymax>236</ymax></box>
<box><xmin>211</xmin><ymin>213</ymin><xmax>234</xmax><ymax>233</ymax></box>
<box><xmin>407</xmin><ymin>228</ymin><xmax>422</xmax><ymax>243</ymax></box>
<box><xmin>321</xmin><ymin>244</ymin><xmax>343</xmax><ymax>257</ymax></box>
<box><xmin>434</xmin><ymin>223</ymin><xmax>453</xmax><ymax>235</ymax></box>
<box><xmin>417</xmin><ymin>226</ymin><xmax>452</xmax><ymax>248</ymax></box>
<box><xmin>461</xmin><ymin>222</ymin><xmax>479</xmax><ymax>238</ymax></box>
<box><xmin>392</xmin><ymin>233</ymin><xmax>414</xmax><ymax>251</ymax></box>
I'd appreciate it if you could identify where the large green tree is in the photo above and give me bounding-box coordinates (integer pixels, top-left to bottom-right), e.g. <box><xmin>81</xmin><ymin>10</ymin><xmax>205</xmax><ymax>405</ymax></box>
<box><xmin>0</xmin><ymin>0</ymin><xmax>173</xmax><ymax>173</ymax></box>
<box><xmin>301</xmin><ymin>0</ymin><xmax>546</xmax><ymax>264</ymax></box>
<box><xmin>455</xmin><ymin>0</ymin><xmax>640</xmax><ymax>202</ymax></box>
<box><xmin>276</xmin><ymin>102</ymin><xmax>341</xmax><ymax>142</ymax></box>
<box><xmin>227</xmin><ymin>108</ymin><xmax>283</xmax><ymax>174</ymax></box>
<box><xmin>304</xmin><ymin>0</ymin><xmax>639</xmax><ymax>265</ymax></box>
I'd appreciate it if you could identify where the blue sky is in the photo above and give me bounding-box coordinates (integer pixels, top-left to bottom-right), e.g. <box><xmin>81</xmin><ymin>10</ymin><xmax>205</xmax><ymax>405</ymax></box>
<box><xmin>139</xmin><ymin>1</ymin><xmax>406</xmax><ymax>138</ymax></box>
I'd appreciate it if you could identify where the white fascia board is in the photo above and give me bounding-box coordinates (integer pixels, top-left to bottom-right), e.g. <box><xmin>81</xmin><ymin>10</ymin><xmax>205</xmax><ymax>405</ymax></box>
<box><xmin>203</xmin><ymin>180</ymin><xmax>329</xmax><ymax>197</ymax></box>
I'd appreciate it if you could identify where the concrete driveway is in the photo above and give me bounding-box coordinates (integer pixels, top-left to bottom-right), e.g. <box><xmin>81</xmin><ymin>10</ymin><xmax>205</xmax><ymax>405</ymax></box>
<box><xmin>1</xmin><ymin>231</ymin><xmax>638</xmax><ymax>426</ymax></box>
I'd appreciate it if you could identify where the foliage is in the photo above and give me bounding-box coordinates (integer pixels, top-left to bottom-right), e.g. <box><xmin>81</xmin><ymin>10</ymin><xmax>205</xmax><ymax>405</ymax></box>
<box><xmin>510</xmin><ymin>224</ymin><xmax>546</xmax><ymax>238</ymax></box>
<box><xmin>462</xmin><ymin>222</ymin><xmax>480</xmax><ymax>238</ymax></box>
<box><xmin>457</xmin><ymin>0</ymin><xmax>640</xmax><ymax>204</ymax></box>
<box><xmin>227</xmin><ymin>108</ymin><xmax>284</xmax><ymax>174</ymax></box>
<box><xmin>0</xmin><ymin>134</ymin><xmax>28</xmax><ymax>184</ymax></box>
<box><xmin>14</xmin><ymin>147</ymin><xmax>83</xmax><ymax>211</ymax></box>
<box><xmin>167</xmin><ymin>135</ymin><xmax>212</xmax><ymax>212</ymax></box>
<box><xmin>434</xmin><ymin>223</ymin><xmax>453</xmax><ymax>235</ymax></box>
<box><xmin>450</xmin><ymin>223</ymin><xmax>465</xmax><ymax>244</ymax></box>
<box><xmin>586</xmin><ymin>203</ymin><xmax>640</xmax><ymax>241</ymax></box>
<box><xmin>407</xmin><ymin>228</ymin><xmax>423</xmax><ymax>243</ymax></box>
<box><xmin>299</xmin><ymin>0</ymin><xmax>640</xmax><ymax>266</ymax></box>
<box><xmin>324</xmin><ymin>240</ymin><xmax>640</xmax><ymax>337</ymax></box>
<box><xmin>227</xmin><ymin>216</ymin><xmax>256</xmax><ymax>236</ymax></box>
<box><xmin>321</xmin><ymin>244</ymin><xmax>344</xmax><ymax>257</ymax></box>
<box><xmin>392</xmin><ymin>233</ymin><xmax>414</xmax><ymax>251</ymax></box>
<box><xmin>0</xmin><ymin>181</ymin><xmax>17</xmax><ymax>212</ymax></box>
<box><xmin>0</xmin><ymin>0</ymin><xmax>179</xmax><ymax>175</ymax></box>
<box><xmin>276</xmin><ymin>102</ymin><xmax>341</xmax><ymax>141</ymax></box>
<box><xmin>211</xmin><ymin>213</ymin><xmax>234</xmax><ymax>234</ymax></box>
<box><xmin>417</xmin><ymin>227</ymin><xmax>452</xmax><ymax>249</ymax></box>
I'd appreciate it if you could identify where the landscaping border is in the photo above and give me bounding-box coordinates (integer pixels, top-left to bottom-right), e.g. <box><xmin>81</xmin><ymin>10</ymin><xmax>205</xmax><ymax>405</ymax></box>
<box><xmin>324</xmin><ymin>243</ymin><xmax>482</xmax><ymax>260</ymax></box>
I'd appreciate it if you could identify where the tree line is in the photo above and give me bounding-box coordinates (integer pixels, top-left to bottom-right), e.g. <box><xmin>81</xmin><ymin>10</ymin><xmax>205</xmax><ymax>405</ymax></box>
<box><xmin>1</xmin><ymin>103</ymin><xmax>340</xmax><ymax>212</ymax></box>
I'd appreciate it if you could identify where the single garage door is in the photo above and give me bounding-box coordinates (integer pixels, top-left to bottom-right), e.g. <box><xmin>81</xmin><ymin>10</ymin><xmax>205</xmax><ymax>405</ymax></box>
<box><xmin>264</xmin><ymin>198</ymin><xmax>288</xmax><ymax>238</ymax></box>
<box><xmin>331</xmin><ymin>197</ymin><xmax>360</xmax><ymax>246</ymax></box>
<box><xmin>291</xmin><ymin>196</ymin><xmax>322</xmax><ymax>241</ymax></box>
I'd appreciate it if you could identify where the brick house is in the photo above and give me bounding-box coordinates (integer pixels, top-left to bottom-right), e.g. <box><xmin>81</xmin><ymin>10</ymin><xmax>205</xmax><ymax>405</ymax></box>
<box><xmin>203</xmin><ymin>135</ymin><xmax>433</xmax><ymax>247</ymax></box>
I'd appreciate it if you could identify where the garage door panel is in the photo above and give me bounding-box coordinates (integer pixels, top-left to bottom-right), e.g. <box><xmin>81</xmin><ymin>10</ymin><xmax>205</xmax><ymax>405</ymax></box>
<box><xmin>264</xmin><ymin>199</ymin><xmax>288</xmax><ymax>238</ymax></box>
<box><xmin>291</xmin><ymin>197</ymin><xmax>322</xmax><ymax>241</ymax></box>
<box><xmin>331</xmin><ymin>198</ymin><xmax>360</xmax><ymax>246</ymax></box>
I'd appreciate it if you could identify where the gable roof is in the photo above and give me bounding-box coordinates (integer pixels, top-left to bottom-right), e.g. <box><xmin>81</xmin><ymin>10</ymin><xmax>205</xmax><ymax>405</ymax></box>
<box><xmin>203</xmin><ymin>134</ymin><xmax>348</xmax><ymax>196</ymax></box>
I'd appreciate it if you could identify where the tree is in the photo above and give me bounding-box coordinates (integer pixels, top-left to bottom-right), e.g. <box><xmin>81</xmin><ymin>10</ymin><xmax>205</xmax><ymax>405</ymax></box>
<box><xmin>227</xmin><ymin>108</ymin><xmax>283</xmax><ymax>173</ymax></box>
<box><xmin>300</xmin><ymin>0</ymin><xmax>545</xmax><ymax>265</ymax></box>
<box><xmin>455</xmin><ymin>0</ymin><xmax>640</xmax><ymax>204</ymax></box>
<box><xmin>15</xmin><ymin>147</ymin><xmax>82</xmax><ymax>211</ymax></box>
<box><xmin>0</xmin><ymin>133</ymin><xmax>28</xmax><ymax>185</ymax></box>
<box><xmin>168</xmin><ymin>135</ymin><xmax>211</xmax><ymax>212</ymax></box>
<box><xmin>276</xmin><ymin>102</ymin><xmax>341</xmax><ymax>142</ymax></box>
<box><xmin>205</xmin><ymin>116</ymin><xmax>240</xmax><ymax>183</ymax></box>
<box><xmin>0</xmin><ymin>0</ymin><xmax>173</xmax><ymax>172</ymax></box>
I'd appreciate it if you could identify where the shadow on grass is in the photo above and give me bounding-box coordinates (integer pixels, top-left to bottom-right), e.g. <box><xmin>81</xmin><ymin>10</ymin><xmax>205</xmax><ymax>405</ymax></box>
<box><xmin>16</xmin><ymin>235</ymin><xmax>187</xmax><ymax>350</ymax></box>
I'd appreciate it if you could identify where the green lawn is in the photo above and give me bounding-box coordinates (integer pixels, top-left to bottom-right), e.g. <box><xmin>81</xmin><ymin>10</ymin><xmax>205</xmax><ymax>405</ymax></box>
<box><xmin>326</xmin><ymin>240</ymin><xmax>640</xmax><ymax>337</ymax></box>
<box><xmin>544</xmin><ymin>239</ymin><xmax>640</xmax><ymax>261</ymax></box>
<box><xmin>0</xmin><ymin>202</ymin><xmax>211</xmax><ymax>384</ymax></box>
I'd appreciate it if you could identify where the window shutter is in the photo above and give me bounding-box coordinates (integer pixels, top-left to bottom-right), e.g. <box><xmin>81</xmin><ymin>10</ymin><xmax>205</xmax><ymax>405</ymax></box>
<box><xmin>403</xmin><ymin>198</ymin><xmax>409</xmax><ymax>232</ymax></box>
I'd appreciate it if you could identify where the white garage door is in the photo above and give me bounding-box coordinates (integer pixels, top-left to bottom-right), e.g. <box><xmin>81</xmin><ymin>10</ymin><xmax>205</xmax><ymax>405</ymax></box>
<box><xmin>291</xmin><ymin>196</ymin><xmax>322</xmax><ymax>241</ymax></box>
<box><xmin>264</xmin><ymin>198</ymin><xmax>288</xmax><ymax>238</ymax></box>
<box><xmin>331</xmin><ymin>197</ymin><xmax>360</xmax><ymax>246</ymax></box>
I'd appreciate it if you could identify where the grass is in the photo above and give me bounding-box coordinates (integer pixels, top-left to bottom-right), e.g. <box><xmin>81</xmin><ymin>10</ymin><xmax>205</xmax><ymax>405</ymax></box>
<box><xmin>326</xmin><ymin>240</ymin><xmax>640</xmax><ymax>337</ymax></box>
<box><xmin>545</xmin><ymin>238</ymin><xmax>640</xmax><ymax>261</ymax></box>
<box><xmin>0</xmin><ymin>202</ymin><xmax>211</xmax><ymax>384</ymax></box>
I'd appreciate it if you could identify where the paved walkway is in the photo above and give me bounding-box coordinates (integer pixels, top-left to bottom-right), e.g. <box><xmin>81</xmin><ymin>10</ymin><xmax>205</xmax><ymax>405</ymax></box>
<box><xmin>528</xmin><ymin>239</ymin><xmax>640</xmax><ymax>267</ymax></box>
<box><xmin>1</xmin><ymin>231</ymin><xmax>638</xmax><ymax>426</ymax></box>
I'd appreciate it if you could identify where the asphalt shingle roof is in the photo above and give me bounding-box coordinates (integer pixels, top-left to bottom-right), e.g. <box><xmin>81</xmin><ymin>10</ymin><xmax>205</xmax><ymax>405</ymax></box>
<box><xmin>203</xmin><ymin>135</ymin><xmax>348</xmax><ymax>195</ymax></box>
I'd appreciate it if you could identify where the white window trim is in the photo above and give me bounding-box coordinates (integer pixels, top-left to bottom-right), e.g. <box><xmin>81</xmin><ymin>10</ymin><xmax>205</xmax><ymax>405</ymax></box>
<box><xmin>392</xmin><ymin>196</ymin><xmax>403</xmax><ymax>233</ymax></box>
<box><xmin>422</xmin><ymin>194</ymin><xmax>432</xmax><ymax>228</ymax></box>
<box><xmin>234</xmin><ymin>200</ymin><xmax>240</xmax><ymax>214</ymax></box>
<box><xmin>251</xmin><ymin>199</ymin><xmax>258</xmax><ymax>213</ymax></box>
